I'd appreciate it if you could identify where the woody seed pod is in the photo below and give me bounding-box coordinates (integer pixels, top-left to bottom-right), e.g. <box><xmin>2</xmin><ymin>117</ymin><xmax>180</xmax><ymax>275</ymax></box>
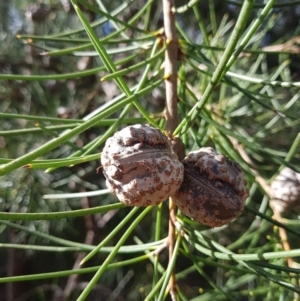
<box><xmin>173</xmin><ymin>147</ymin><xmax>249</xmax><ymax>227</ymax></box>
<box><xmin>270</xmin><ymin>167</ymin><xmax>300</xmax><ymax>214</ymax></box>
<box><xmin>101</xmin><ymin>124</ymin><xmax>184</xmax><ymax>206</ymax></box>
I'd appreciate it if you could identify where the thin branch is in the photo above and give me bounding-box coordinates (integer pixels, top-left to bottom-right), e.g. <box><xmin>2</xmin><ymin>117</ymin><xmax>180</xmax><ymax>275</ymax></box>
<box><xmin>162</xmin><ymin>0</ymin><xmax>180</xmax><ymax>300</ymax></box>
<box><xmin>230</xmin><ymin>138</ymin><xmax>296</xmax><ymax>271</ymax></box>
<box><xmin>163</xmin><ymin>0</ymin><xmax>179</xmax><ymax>134</ymax></box>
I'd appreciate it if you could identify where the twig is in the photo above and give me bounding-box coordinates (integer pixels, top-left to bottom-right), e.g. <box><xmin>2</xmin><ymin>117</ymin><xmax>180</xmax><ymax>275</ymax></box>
<box><xmin>230</xmin><ymin>138</ymin><xmax>296</xmax><ymax>271</ymax></box>
<box><xmin>163</xmin><ymin>0</ymin><xmax>179</xmax><ymax>135</ymax></box>
<box><xmin>232</xmin><ymin>138</ymin><xmax>300</xmax><ymax>301</ymax></box>
<box><xmin>262</xmin><ymin>35</ymin><xmax>300</xmax><ymax>54</ymax></box>
<box><xmin>162</xmin><ymin>0</ymin><xmax>180</xmax><ymax>300</ymax></box>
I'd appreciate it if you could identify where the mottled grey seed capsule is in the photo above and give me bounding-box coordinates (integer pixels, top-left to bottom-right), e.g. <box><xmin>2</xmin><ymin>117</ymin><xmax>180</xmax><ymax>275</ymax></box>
<box><xmin>270</xmin><ymin>167</ymin><xmax>300</xmax><ymax>214</ymax></box>
<box><xmin>173</xmin><ymin>147</ymin><xmax>249</xmax><ymax>227</ymax></box>
<box><xmin>101</xmin><ymin>124</ymin><xmax>184</xmax><ymax>206</ymax></box>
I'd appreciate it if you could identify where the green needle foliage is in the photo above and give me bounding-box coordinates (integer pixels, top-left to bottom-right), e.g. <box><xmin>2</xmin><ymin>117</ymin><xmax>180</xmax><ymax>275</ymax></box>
<box><xmin>0</xmin><ymin>0</ymin><xmax>300</xmax><ymax>300</ymax></box>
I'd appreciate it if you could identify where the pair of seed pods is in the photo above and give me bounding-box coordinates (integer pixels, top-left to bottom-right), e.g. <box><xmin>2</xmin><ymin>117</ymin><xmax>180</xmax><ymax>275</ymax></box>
<box><xmin>101</xmin><ymin>124</ymin><xmax>249</xmax><ymax>227</ymax></box>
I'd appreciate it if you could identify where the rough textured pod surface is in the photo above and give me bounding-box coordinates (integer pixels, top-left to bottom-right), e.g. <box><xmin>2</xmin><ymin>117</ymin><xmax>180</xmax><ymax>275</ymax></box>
<box><xmin>101</xmin><ymin>124</ymin><xmax>184</xmax><ymax>206</ymax></box>
<box><xmin>270</xmin><ymin>167</ymin><xmax>300</xmax><ymax>214</ymax></box>
<box><xmin>173</xmin><ymin>147</ymin><xmax>249</xmax><ymax>227</ymax></box>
